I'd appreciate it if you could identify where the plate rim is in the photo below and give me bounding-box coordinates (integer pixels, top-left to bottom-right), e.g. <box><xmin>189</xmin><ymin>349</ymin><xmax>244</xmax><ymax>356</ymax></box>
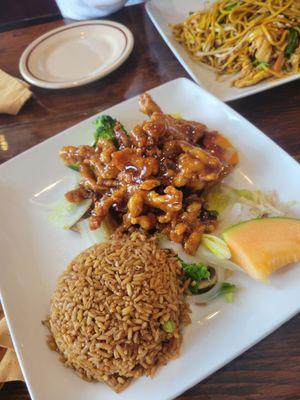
<box><xmin>19</xmin><ymin>20</ymin><xmax>134</xmax><ymax>89</ymax></box>
<box><xmin>1</xmin><ymin>77</ymin><xmax>300</xmax><ymax>400</ymax></box>
<box><xmin>145</xmin><ymin>0</ymin><xmax>300</xmax><ymax>102</ymax></box>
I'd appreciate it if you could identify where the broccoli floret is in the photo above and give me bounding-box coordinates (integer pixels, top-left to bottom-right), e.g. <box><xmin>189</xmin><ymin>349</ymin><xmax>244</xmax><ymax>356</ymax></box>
<box><xmin>181</xmin><ymin>261</ymin><xmax>210</xmax><ymax>281</ymax></box>
<box><xmin>180</xmin><ymin>259</ymin><xmax>212</xmax><ymax>295</ymax></box>
<box><xmin>93</xmin><ymin>115</ymin><xmax>118</xmax><ymax>147</ymax></box>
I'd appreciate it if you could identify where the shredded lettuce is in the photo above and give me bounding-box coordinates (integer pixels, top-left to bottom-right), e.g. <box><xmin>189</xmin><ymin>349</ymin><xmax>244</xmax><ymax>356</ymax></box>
<box><xmin>49</xmin><ymin>197</ymin><xmax>92</xmax><ymax>229</ymax></box>
<box><xmin>78</xmin><ymin>214</ymin><xmax>117</xmax><ymax>246</ymax></box>
<box><xmin>207</xmin><ymin>183</ymin><xmax>296</xmax><ymax>232</ymax></box>
<box><xmin>158</xmin><ymin>236</ymin><xmax>243</xmax><ymax>274</ymax></box>
<box><xmin>93</xmin><ymin>115</ymin><xmax>118</xmax><ymax>147</ymax></box>
<box><xmin>206</xmin><ymin>184</ymin><xmax>233</xmax><ymax>213</ymax></box>
<box><xmin>235</xmin><ymin>188</ymin><xmax>254</xmax><ymax>200</ymax></box>
<box><xmin>170</xmin><ymin>112</ymin><xmax>183</xmax><ymax>119</ymax></box>
<box><xmin>235</xmin><ymin>187</ymin><xmax>293</xmax><ymax>217</ymax></box>
<box><xmin>78</xmin><ymin>219</ymin><xmax>107</xmax><ymax>245</ymax></box>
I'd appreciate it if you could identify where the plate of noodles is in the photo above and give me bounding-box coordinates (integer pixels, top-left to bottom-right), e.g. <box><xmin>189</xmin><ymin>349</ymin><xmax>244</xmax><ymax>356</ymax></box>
<box><xmin>146</xmin><ymin>0</ymin><xmax>300</xmax><ymax>101</ymax></box>
<box><xmin>0</xmin><ymin>78</ymin><xmax>300</xmax><ymax>400</ymax></box>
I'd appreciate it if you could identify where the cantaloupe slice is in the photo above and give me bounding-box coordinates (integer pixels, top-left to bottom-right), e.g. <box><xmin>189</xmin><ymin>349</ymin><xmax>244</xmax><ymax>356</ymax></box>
<box><xmin>222</xmin><ymin>217</ymin><xmax>300</xmax><ymax>282</ymax></box>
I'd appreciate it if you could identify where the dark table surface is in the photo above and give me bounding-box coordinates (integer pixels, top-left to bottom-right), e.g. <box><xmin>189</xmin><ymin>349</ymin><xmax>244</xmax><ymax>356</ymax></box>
<box><xmin>0</xmin><ymin>2</ymin><xmax>300</xmax><ymax>400</ymax></box>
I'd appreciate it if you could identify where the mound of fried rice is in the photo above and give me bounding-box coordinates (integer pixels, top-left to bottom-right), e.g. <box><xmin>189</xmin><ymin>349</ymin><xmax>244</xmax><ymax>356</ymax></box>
<box><xmin>48</xmin><ymin>231</ymin><xmax>191</xmax><ymax>392</ymax></box>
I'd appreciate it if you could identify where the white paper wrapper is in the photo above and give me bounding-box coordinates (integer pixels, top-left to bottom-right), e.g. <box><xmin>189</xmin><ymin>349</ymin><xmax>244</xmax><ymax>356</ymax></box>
<box><xmin>0</xmin><ymin>305</ymin><xmax>24</xmax><ymax>385</ymax></box>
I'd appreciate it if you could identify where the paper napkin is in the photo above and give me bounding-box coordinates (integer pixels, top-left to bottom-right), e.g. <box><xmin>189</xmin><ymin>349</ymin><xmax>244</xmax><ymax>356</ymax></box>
<box><xmin>0</xmin><ymin>69</ymin><xmax>32</xmax><ymax>115</ymax></box>
<box><xmin>0</xmin><ymin>305</ymin><xmax>24</xmax><ymax>385</ymax></box>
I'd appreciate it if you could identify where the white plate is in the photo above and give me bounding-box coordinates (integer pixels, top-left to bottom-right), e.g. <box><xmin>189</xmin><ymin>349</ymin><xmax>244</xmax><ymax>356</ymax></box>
<box><xmin>0</xmin><ymin>78</ymin><xmax>299</xmax><ymax>400</ymax></box>
<box><xmin>146</xmin><ymin>0</ymin><xmax>300</xmax><ymax>102</ymax></box>
<box><xmin>19</xmin><ymin>21</ymin><xmax>134</xmax><ymax>89</ymax></box>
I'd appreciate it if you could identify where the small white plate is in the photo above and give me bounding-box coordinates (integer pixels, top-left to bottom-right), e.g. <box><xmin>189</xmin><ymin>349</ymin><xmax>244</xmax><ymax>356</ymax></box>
<box><xmin>0</xmin><ymin>78</ymin><xmax>299</xmax><ymax>400</ymax></box>
<box><xmin>146</xmin><ymin>0</ymin><xmax>300</xmax><ymax>102</ymax></box>
<box><xmin>19</xmin><ymin>21</ymin><xmax>134</xmax><ymax>89</ymax></box>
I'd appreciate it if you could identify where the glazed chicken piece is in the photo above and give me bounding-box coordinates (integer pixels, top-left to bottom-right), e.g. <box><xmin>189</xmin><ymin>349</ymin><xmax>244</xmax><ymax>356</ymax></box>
<box><xmin>203</xmin><ymin>131</ymin><xmax>238</xmax><ymax>167</ymax></box>
<box><xmin>113</xmin><ymin>122</ymin><xmax>131</xmax><ymax>148</ymax></box>
<box><xmin>172</xmin><ymin>140</ymin><xmax>223</xmax><ymax>188</ymax></box>
<box><xmin>139</xmin><ymin>93</ymin><xmax>162</xmax><ymax>116</ymax></box>
<box><xmin>251</xmin><ymin>30</ymin><xmax>272</xmax><ymax>63</ymax></box>
<box><xmin>140</xmin><ymin>93</ymin><xmax>207</xmax><ymax>144</ymax></box>
<box><xmin>151</xmin><ymin>112</ymin><xmax>207</xmax><ymax>144</ymax></box>
<box><xmin>234</xmin><ymin>68</ymin><xmax>271</xmax><ymax>88</ymax></box>
<box><xmin>233</xmin><ymin>29</ymin><xmax>273</xmax><ymax>88</ymax></box>
<box><xmin>60</xmin><ymin>93</ymin><xmax>238</xmax><ymax>255</ymax></box>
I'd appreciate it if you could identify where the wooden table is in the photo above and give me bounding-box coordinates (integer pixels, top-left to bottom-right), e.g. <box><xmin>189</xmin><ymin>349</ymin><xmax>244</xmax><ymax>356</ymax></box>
<box><xmin>0</xmin><ymin>3</ymin><xmax>300</xmax><ymax>400</ymax></box>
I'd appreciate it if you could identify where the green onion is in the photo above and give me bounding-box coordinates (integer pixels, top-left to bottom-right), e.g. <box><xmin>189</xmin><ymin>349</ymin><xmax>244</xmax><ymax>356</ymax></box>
<box><xmin>162</xmin><ymin>319</ymin><xmax>176</xmax><ymax>333</ymax></box>
<box><xmin>285</xmin><ymin>28</ymin><xmax>299</xmax><ymax>58</ymax></box>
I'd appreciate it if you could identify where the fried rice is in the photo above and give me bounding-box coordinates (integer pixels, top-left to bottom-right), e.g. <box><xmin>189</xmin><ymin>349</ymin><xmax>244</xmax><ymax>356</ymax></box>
<box><xmin>47</xmin><ymin>231</ymin><xmax>191</xmax><ymax>392</ymax></box>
